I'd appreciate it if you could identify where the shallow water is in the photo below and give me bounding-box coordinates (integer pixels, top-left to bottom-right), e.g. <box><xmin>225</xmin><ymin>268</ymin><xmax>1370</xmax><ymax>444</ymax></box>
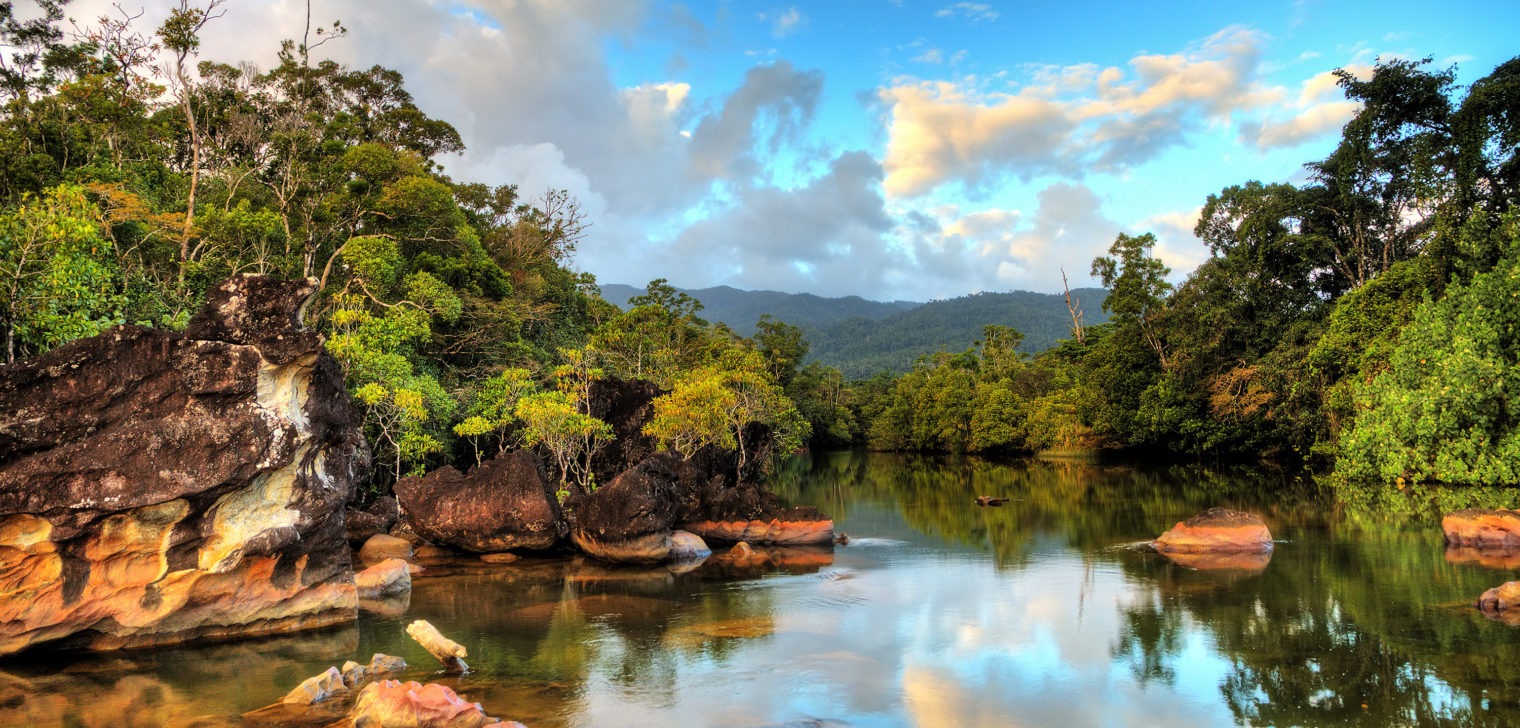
<box><xmin>6</xmin><ymin>451</ymin><xmax>1520</xmax><ymax>727</ymax></box>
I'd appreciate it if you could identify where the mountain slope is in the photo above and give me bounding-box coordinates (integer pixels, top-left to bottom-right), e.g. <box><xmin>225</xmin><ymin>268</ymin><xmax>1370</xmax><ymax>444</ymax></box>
<box><xmin>598</xmin><ymin>283</ymin><xmax>1108</xmax><ymax>379</ymax></box>
<box><xmin>599</xmin><ymin>283</ymin><xmax>919</xmax><ymax>335</ymax></box>
<box><xmin>809</xmin><ymin>289</ymin><xmax>1109</xmax><ymax>378</ymax></box>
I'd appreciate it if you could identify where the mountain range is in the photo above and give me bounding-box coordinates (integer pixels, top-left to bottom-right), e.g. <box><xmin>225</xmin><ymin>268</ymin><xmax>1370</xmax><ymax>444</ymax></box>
<box><xmin>598</xmin><ymin>283</ymin><xmax>1109</xmax><ymax>379</ymax></box>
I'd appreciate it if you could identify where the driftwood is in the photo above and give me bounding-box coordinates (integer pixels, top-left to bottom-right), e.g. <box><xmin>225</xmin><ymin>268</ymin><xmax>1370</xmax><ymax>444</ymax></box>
<box><xmin>406</xmin><ymin>620</ymin><xmax>469</xmax><ymax>672</ymax></box>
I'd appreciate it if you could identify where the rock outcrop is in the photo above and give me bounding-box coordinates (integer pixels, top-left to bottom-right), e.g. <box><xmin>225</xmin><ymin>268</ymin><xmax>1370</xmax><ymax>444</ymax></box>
<box><xmin>394</xmin><ymin>450</ymin><xmax>564</xmax><ymax>553</ymax></box>
<box><xmin>0</xmin><ymin>275</ymin><xmax>369</xmax><ymax>655</ymax></box>
<box><xmin>1444</xmin><ymin>509</ymin><xmax>1520</xmax><ymax>549</ymax></box>
<box><xmin>1153</xmin><ymin>508</ymin><xmax>1274</xmax><ymax>554</ymax></box>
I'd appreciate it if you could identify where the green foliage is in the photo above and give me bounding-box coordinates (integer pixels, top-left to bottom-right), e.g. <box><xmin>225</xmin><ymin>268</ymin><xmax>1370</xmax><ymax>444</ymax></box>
<box><xmin>516</xmin><ymin>390</ymin><xmax>614</xmax><ymax>493</ymax></box>
<box><xmin>0</xmin><ymin>183</ymin><xmax>123</xmax><ymax>363</ymax></box>
<box><xmin>646</xmin><ymin>348</ymin><xmax>810</xmax><ymax>473</ymax></box>
<box><xmin>1336</xmin><ymin>238</ymin><xmax>1520</xmax><ymax>485</ymax></box>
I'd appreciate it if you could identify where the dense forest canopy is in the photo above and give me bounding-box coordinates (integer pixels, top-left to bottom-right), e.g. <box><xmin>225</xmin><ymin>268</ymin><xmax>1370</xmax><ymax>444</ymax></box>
<box><xmin>1</xmin><ymin>0</ymin><xmax>1517</xmax><ymax>492</ymax></box>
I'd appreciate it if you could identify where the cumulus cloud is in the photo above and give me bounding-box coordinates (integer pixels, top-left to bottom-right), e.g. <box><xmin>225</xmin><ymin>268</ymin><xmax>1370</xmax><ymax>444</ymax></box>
<box><xmin>890</xmin><ymin>183</ymin><xmax>1125</xmax><ymax>298</ymax></box>
<box><xmin>688</xmin><ymin>61</ymin><xmax>824</xmax><ymax>181</ymax></box>
<box><xmin>1239</xmin><ymin>67</ymin><xmax>1366</xmax><ymax>149</ymax></box>
<box><xmin>880</xmin><ymin>26</ymin><xmax>1287</xmax><ymax>198</ymax></box>
<box><xmin>667</xmin><ymin>151</ymin><xmax>895</xmax><ymax>293</ymax></box>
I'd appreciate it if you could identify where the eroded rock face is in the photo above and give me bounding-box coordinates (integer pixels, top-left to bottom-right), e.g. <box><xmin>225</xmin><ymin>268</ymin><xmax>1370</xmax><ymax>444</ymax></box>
<box><xmin>394</xmin><ymin>450</ymin><xmax>564</xmax><ymax>553</ymax></box>
<box><xmin>0</xmin><ymin>275</ymin><xmax>369</xmax><ymax>655</ymax></box>
<box><xmin>1444</xmin><ymin>509</ymin><xmax>1520</xmax><ymax>548</ymax></box>
<box><xmin>1153</xmin><ymin>507</ymin><xmax>1274</xmax><ymax>554</ymax></box>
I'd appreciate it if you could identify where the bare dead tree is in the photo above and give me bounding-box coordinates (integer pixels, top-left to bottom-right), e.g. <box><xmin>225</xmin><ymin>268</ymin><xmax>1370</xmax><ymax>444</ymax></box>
<box><xmin>1061</xmin><ymin>267</ymin><xmax>1085</xmax><ymax>345</ymax></box>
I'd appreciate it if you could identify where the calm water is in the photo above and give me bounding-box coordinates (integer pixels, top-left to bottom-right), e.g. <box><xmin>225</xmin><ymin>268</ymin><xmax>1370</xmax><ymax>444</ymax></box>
<box><xmin>6</xmin><ymin>451</ymin><xmax>1520</xmax><ymax>727</ymax></box>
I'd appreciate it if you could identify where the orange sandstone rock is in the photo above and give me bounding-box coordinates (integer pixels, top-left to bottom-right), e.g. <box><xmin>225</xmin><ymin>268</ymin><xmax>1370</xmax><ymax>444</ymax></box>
<box><xmin>1443</xmin><ymin>509</ymin><xmax>1520</xmax><ymax>548</ymax></box>
<box><xmin>682</xmin><ymin>518</ymin><xmax>836</xmax><ymax>546</ymax></box>
<box><xmin>1153</xmin><ymin>508</ymin><xmax>1274</xmax><ymax>554</ymax></box>
<box><xmin>348</xmin><ymin>680</ymin><xmax>505</xmax><ymax>728</ymax></box>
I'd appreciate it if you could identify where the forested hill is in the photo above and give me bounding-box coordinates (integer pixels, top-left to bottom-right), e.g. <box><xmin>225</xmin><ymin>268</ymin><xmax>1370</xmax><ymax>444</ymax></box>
<box><xmin>599</xmin><ymin>284</ymin><xmax>921</xmax><ymax>336</ymax></box>
<box><xmin>602</xmin><ymin>283</ymin><xmax>1108</xmax><ymax>379</ymax></box>
<box><xmin>809</xmin><ymin>288</ymin><xmax>1110</xmax><ymax>378</ymax></box>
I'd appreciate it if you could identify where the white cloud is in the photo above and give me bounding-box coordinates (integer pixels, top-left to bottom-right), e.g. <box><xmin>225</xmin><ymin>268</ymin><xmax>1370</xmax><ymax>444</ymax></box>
<box><xmin>935</xmin><ymin>3</ymin><xmax>999</xmax><ymax>22</ymax></box>
<box><xmin>1239</xmin><ymin>66</ymin><xmax>1368</xmax><ymax>149</ymax></box>
<box><xmin>1136</xmin><ymin>207</ymin><xmax>1208</xmax><ymax>281</ymax></box>
<box><xmin>770</xmin><ymin>7</ymin><xmax>808</xmax><ymax>38</ymax></box>
<box><xmin>880</xmin><ymin>26</ymin><xmax>1286</xmax><ymax>198</ymax></box>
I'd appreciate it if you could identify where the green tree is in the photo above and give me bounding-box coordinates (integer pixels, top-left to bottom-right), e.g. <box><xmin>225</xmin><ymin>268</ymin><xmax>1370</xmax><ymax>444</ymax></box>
<box><xmin>516</xmin><ymin>390</ymin><xmax>614</xmax><ymax>496</ymax></box>
<box><xmin>0</xmin><ymin>183</ymin><xmax>122</xmax><ymax>362</ymax></box>
<box><xmin>1336</xmin><ymin>228</ymin><xmax>1520</xmax><ymax>485</ymax></box>
<box><xmin>1091</xmin><ymin>232</ymin><xmax>1172</xmax><ymax>367</ymax></box>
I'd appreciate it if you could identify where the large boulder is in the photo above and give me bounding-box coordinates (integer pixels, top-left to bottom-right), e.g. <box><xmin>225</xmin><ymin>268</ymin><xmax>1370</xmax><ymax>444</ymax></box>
<box><xmin>1153</xmin><ymin>508</ymin><xmax>1274</xmax><ymax>554</ymax></box>
<box><xmin>0</xmin><ymin>275</ymin><xmax>369</xmax><ymax>655</ymax></box>
<box><xmin>569</xmin><ymin>455</ymin><xmax>681</xmax><ymax>564</ymax></box>
<box><xmin>1444</xmin><ymin>509</ymin><xmax>1520</xmax><ymax>549</ymax></box>
<box><xmin>393</xmin><ymin>450</ymin><xmax>564</xmax><ymax>553</ymax></box>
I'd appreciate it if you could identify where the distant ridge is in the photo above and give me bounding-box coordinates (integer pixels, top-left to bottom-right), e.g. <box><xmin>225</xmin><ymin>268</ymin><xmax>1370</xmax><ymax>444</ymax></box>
<box><xmin>599</xmin><ymin>283</ymin><xmax>1108</xmax><ymax>379</ymax></box>
<box><xmin>598</xmin><ymin>284</ymin><xmax>919</xmax><ymax>335</ymax></box>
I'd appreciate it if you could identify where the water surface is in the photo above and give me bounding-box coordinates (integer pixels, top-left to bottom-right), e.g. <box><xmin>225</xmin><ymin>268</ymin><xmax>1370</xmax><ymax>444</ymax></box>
<box><xmin>6</xmin><ymin>452</ymin><xmax>1519</xmax><ymax>727</ymax></box>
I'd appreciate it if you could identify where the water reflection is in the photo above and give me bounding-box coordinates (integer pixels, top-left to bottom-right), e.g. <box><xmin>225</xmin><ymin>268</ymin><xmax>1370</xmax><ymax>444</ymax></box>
<box><xmin>11</xmin><ymin>452</ymin><xmax>1520</xmax><ymax>726</ymax></box>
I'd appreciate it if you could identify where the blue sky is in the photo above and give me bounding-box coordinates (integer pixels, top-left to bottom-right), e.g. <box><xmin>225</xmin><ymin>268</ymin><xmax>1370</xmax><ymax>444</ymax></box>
<box><xmin>75</xmin><ymin>0</ymin><xmax>1520</xmax><ymax>300</ymax></box>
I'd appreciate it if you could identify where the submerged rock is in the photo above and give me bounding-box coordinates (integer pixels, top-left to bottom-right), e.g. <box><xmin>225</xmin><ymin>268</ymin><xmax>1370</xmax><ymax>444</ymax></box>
<box><xmin>395</xmin><ymin>450</ymin><xmax>565</xmax><ymax>553</ymax></box>
<box><xmin>669</xmin><ymin>530</ymin><xmax>712</xmax><ymax>560</ymax></box>
<box><xmin>1153</xmin><ymin>508</ymin><xmax>1274</xmax><ymax>554</ymax></box>
<box><xmin>1444</xmin><ymin>509</ymin><xmax>1520</xmax><ymax>549</ymax></box>
<box><xmin>0</xmin><ymin>275</ymin><xmax>369</xmax><ymax>655</ymax></box>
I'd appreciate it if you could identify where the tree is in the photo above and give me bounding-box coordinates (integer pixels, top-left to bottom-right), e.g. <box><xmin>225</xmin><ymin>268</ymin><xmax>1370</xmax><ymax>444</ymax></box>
<box><xmin>1336</xmin><ymin>230</ymin><xmax>1520</xmax><ymax>485</ymax></box>
<box><xmin>645</xmin><ymin>349</ymin><xmax>808</xmax><ymax>473</ymax></box>
<box><xmin>154</xmin><ymin>0</ymin><xmax>225</xmax><ymax>283</ymax></box>
<box><xmin>453</xmin><ymin>367</ymin><xmax>536</xmax><ymax>465</ymax></box>
<box><xmin>753</xmin><ymin>314</ymin><xmax>808</xmax><ymax>387</ymax></box>
<box><xmin>1304</xmin><ymin>58</ymin><xmax>1454</xmax><ymax>288</ymax></box>
<box><xmin>515</xmin><ymin>390</ymin><xmax>613</xmax><ymax>496</ymax></box>
<box><xmin>0</xmin><ymin>183</ymin><xmax>122</xmax><ymax>363</ymax></box>
<box><xmin>1091</xmin><ymin>232</ymin><xmax>1172</xmax><ymax>367</ymax></box>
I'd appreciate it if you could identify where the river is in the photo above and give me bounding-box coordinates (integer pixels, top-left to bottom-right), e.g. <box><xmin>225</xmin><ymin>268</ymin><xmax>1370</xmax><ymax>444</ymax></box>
<box><xmin>3</xmin><ymin>451</ymin><xmax>1516</xmax><ymax>727</ymax></box>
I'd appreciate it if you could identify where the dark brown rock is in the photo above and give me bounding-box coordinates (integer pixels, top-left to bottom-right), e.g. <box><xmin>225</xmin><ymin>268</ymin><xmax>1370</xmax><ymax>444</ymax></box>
<box><xmin>0</xmin><ymin>275</ymin><xmax>369</xmax><ymax>655</ymax></box>
<box><xmin>569</xmin><ymin>455</ymin><xmax>681</xmax><ymax>564</ymax></box>
<box><xmin>585</xmin><ymin>377</ymin><xmax>662</xmax><ymax>485</ymax></box>
<box><xmin>394</xmin><ymin>450</ymin><xmax>564</xmax><ymax>553</ymax></box>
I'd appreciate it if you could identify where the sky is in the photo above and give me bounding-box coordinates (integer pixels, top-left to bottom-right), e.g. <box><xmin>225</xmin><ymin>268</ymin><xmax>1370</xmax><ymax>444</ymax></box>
<box><xmin>59</xmin><ymin>0</ymin><xmax>1520</xmax><ymax>300</ymax></box>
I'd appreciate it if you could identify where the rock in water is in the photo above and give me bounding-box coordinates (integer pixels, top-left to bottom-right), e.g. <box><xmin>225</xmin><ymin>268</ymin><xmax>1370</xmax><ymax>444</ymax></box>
<box><xmin>1153</xmin><ymin>507</ymin><xmax>1274</xmax><ymax>554</ymax></box>
<box><xmin>0</xmin><ymin>275</ymin><xmax>370</xmax><ymax>655</ymax></box>
<box><xmin>1443</xmin><ymin>509</ymin><xmax>1520</xmax><ymax>548</ymax></box>
<box><xmin>348</xmin><ymin>680</ymin><xmax>511</xmax><ymax>728</ymax></box>
<box><xmin>569</xmin><ymin>456</ymin><xmax>680</xmax><ymax>564</ymax></box>
<box><xmin>394</xmin><ymin>450</ymin><xmax>564</xmax><ymax>553</ymax></box>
